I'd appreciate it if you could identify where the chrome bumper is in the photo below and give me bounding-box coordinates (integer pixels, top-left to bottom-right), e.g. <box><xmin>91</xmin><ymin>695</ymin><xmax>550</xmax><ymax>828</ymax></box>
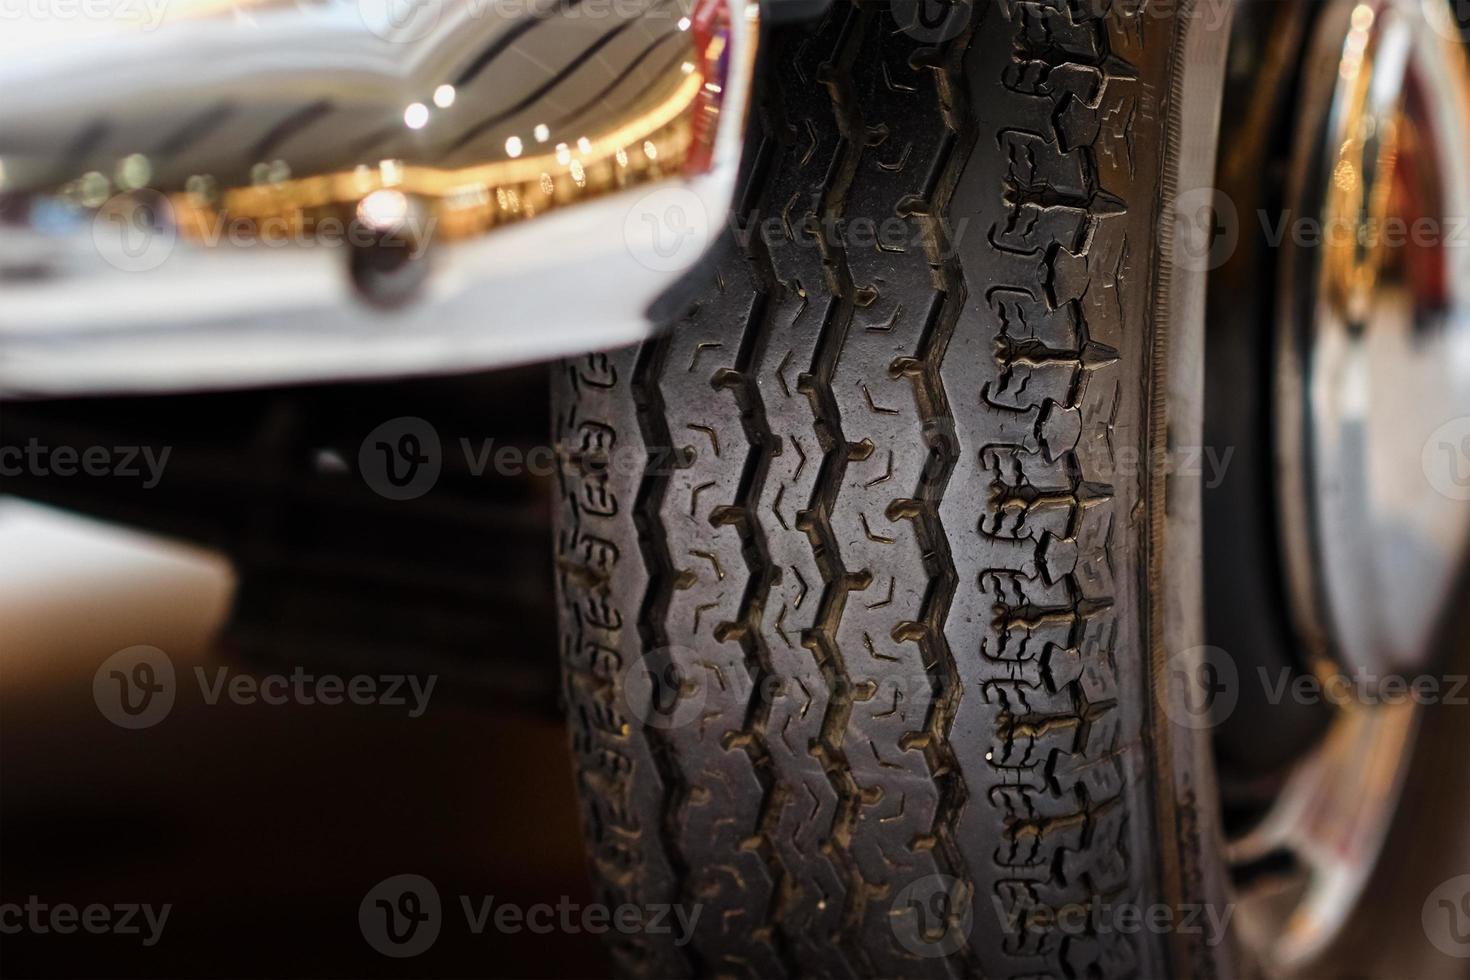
<box><xmin>0</xmin><ymin>0</ymin><xmax>757</xmax><ymax>395</ymax></box>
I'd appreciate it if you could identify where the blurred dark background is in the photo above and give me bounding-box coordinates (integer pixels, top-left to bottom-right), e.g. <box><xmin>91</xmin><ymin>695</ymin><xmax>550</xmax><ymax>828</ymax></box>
<box><xmin>0</xmin><ymin>365</ymin><xmax>614</xmax><ymax>978</ymax></box>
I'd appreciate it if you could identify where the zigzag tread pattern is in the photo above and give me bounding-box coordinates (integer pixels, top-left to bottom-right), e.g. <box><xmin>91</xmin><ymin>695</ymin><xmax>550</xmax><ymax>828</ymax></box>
<box><xmin>553</xmin><ymin>0</ymin><xmax>1170</xmax><ymax>976</ymax></box>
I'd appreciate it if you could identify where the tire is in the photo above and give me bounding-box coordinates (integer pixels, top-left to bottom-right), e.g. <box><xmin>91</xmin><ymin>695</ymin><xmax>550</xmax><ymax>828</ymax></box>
<box><xmin>552</xmin><ymin>2</ymin><xmax>1220</xmax><ymax>976</ymax></box>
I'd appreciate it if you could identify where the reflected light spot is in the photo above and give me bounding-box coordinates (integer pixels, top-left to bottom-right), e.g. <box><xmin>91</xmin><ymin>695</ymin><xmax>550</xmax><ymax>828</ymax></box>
<box><xmin>577</xmin><ymin>136</ymin><xmax>592</xmax><ymax>155</ymax></box>
<box><xmin>643</xmin><ymin>140</ymin><xmax>658</xmax><ymax>161</ymax></box>
<box><xmin>433</xmin><ymin>84</ymin><xmax>456</xmax><ymax>108</ymax></box>
<box><xmin>505</xmin><ymin>136</ymin><xmax>524</xmax><ymax>158</ymax></box>
<box><xmin>555</xmin><ymin>143</ymin><xmax>572</xmax><ymax>166</ymax></box>
<box><xmin>79</xmin><ymin>171</ymin><xmax>110</xmax><ymax>208</ymax></box>
<box><xmin>185</xmin><ymin>174</ymin><xmax>218</xmax><ymax>204</ymax></box>
<box><xmin>534</xmin><ymin>124</ymin><xmax>550</xmax><ymax>143</ymax></box>
<box><xmin>249</xmin><ymin>160</ymin><xmax>290</xmax><ymax>186</ymax></box>
<box><xmin>677</xmin><ymin>15</ymin><xmax>690</xmax><ymax>29</ymax></box>
<box><xmin>117</xmin><ymin>153</ymin><xmax>152</xmax><ymax>191</ymax></box>
<box><xmin>357</xmin><ymin>188</ymin><xmax>409</xmax><ymax>232</ymax></box>
<box><xmin>404</xmin><ymin>103</ymin><xmax>430</xmax><ymax>130</ymax></box>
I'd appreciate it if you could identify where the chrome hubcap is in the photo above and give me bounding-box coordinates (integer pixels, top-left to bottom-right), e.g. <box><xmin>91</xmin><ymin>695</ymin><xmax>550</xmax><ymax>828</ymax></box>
<box><xmin>1279</xmin><ymin>0</ymin><xmax>1470</xmax><ymax>680</ymax></box>
<box><xmin>1236</xmin><ymin>0</ymin><xmax>1470</xmax><ymax>969</ymax></box>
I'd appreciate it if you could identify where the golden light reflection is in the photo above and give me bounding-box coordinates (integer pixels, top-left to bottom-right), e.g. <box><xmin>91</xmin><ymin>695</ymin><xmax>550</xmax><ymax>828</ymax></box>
<box><xmin>139</xmin><ymin>0</ymin><xmax>750</xmax><ymax>252</ymax></box>
<box><xmin>170</xmin><ymin>66</ymin><xmax>709</xmax><ymax>246</ymax></box>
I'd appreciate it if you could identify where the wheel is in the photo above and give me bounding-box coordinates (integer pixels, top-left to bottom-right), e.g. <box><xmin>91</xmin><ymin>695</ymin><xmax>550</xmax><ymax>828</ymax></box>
<box><xmin>1204</xmin><ymin>0</ymin><xmax>1470</xmax><ymax>976</ymax></box>
<box><xmin>552</xmin><ymin>1</ymin><xmax>1236</xmax><ymax>976</ymax></box>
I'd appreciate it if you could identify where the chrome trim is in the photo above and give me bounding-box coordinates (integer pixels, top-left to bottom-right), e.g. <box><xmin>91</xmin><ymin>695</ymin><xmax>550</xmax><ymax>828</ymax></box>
<box><xmin>1278</xmin><ymin>0</ymin><xmax>1470</xmax><ymax>679</ymax></box>
<box><xmin>0</xmin><ymin>0</ymin><xmax>758</xmax><ymax>394</ymax></box>
<box><xmin>1232</xmin><ymin>0</ymin><xmax>1470</xmax><ymax>967</ymax></box>
<box><xmin>1229</xmin><ymin>696</ymin><xmax>1418</xmax><ymax>970</ymax></box>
